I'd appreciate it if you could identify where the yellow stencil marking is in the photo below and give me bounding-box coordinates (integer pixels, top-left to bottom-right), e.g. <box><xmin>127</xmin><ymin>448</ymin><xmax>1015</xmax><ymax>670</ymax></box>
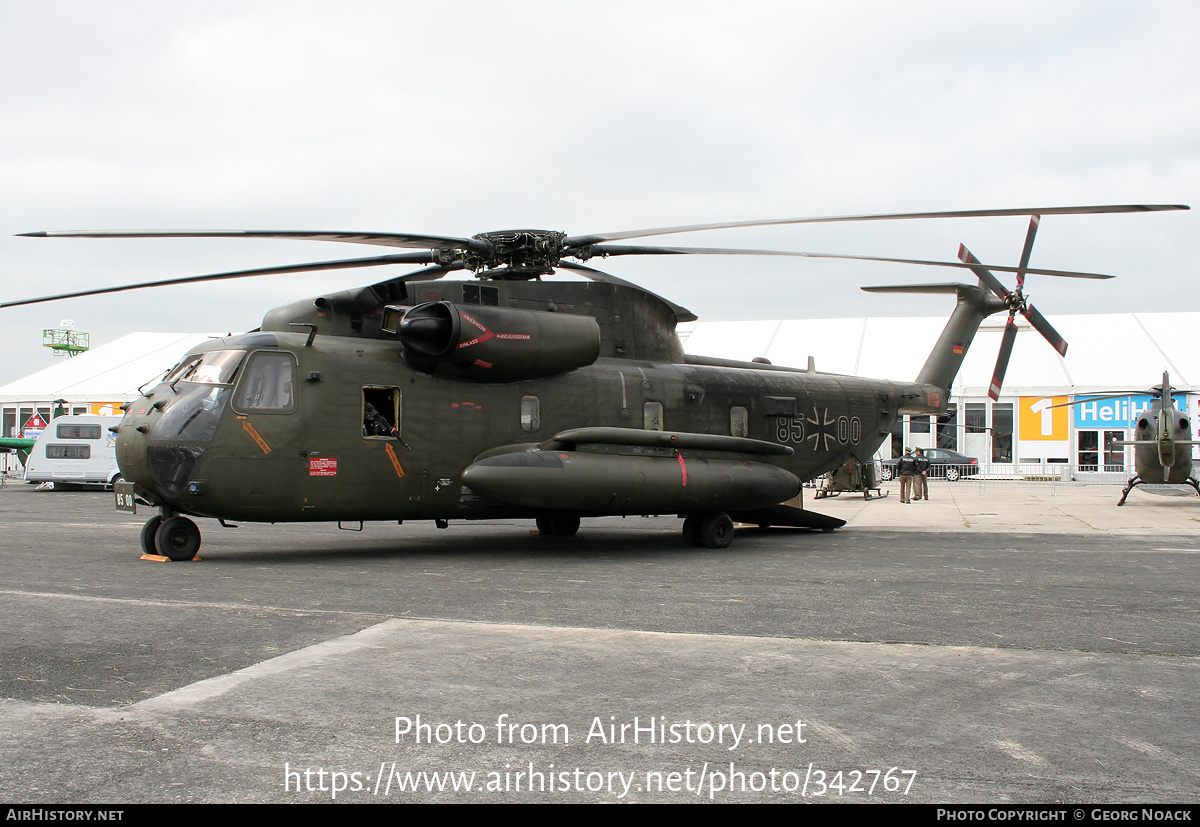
<box><xmin>242</xmin><ymin>420</ymin><xmax>272</xmax><ymax>454</ymax></box>
<box><xmin>385</xmin><ymin>443</ymin><xmax>405</xmax><ymax>478</ymax></box>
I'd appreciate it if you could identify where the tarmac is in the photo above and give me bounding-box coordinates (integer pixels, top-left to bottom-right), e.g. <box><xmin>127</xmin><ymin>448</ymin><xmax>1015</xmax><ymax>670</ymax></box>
<box><xmin>809</xmin><ymin>478</ymin><xmax>1200</xmax><ymax>534</ymax></box>
<box><xmin>1</xmin><ymin>478</ymin><xmax>1197</xmax><ymax>804</ymax></box>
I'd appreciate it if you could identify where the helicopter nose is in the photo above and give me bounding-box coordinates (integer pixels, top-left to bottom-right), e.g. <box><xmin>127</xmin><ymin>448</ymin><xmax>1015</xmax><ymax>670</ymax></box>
<box><xmin>114</xmin><ymin>396</ymin><xmax>154</xmax><ymax>489</ymax></box>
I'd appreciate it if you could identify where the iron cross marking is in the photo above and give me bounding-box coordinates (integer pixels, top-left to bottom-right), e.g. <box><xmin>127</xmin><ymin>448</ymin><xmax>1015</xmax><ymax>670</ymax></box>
<box><xmin>806</xmin><ymin>406</ymin><xmax>837</xmax><ymax>452</ymax></box>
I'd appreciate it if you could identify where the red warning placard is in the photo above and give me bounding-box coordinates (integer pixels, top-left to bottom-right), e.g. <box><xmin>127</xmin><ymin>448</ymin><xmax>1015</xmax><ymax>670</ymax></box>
<box><xmin>309</xmin><ymin>457</ymin><xmax>338</xmax><ymax>477</ymax></box>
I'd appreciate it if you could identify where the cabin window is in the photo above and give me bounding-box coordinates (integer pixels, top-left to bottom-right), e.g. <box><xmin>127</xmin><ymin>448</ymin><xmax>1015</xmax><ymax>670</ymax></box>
<box><xmin>57</xmin><ymin>424</ymin><xmax>101</xmax><ymax>440</ymax></box>
<box><xmin>730</xmin><ymin>407</ymin><xmax>749</xmax><ymax>438</ymax></box>
<box><xmin>363</xmin><ymin>387</ymin><xmax>401</xmax><ymax>439</ymax></box>
<box><xmin>47</xmin><ymin>444</ymin><xmax>90</xmax><ymax>460</ymax></box>
<box><xmin>644</xmin><ymin>401</ymin><xmax>664</xmax><ymax>431</ymax></box>
<box><xmin>234</xmin><ymin>352</ymin><xmax>297</xmax><ymax>413</ymax></box>
<box><xmin>521</xmin><ymin>395</ymin><xmax>541</xmax><ymax>433</ymax></box>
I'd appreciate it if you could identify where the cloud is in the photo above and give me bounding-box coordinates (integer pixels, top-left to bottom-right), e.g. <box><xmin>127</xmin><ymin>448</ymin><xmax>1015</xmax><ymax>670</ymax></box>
<box><xmin>0</xmin><ymin>1</ymin><xmax>1195</xmax><ymax>384</ymax></box>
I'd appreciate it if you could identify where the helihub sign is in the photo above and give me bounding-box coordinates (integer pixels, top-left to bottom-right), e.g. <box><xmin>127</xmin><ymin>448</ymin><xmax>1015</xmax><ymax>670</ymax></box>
<box><xmin>1071</xmin><ymin>395</ymin><xmax>1187</xmax><ymax>428</ymax></box>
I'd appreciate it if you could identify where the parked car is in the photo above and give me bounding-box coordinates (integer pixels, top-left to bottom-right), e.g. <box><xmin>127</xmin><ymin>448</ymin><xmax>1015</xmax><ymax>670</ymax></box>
<box><xmin>880</xmin><ymin>448</ymin><xmax>979</xmax><ymax>482</ymax></box>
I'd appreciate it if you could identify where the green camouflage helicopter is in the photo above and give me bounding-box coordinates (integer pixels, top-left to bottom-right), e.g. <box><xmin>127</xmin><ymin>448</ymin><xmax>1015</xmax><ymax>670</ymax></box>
<box><xmin>5</xmin><ymin>204</ymin><xmax>1186</xmax><ymax>558</ymax></box>
<box><xmin>1053</xmin><ymin>372</ymin><xmax>1200</xmax><ymax>505</ymax></box>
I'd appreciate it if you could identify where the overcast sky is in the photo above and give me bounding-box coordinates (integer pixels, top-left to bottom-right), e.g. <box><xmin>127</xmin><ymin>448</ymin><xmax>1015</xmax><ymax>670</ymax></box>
<box><xmin>1</xmin><ymin>1</ymin><xmax>1196</xmax><ymax>386</ymax></box>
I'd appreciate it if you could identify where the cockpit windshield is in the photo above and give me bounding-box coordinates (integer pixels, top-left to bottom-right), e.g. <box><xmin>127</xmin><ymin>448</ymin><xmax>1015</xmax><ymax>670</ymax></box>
<box><xmin>173</xmin><ymin>350</ymin><xmax>246</xmax><ymax>386</ymax></box>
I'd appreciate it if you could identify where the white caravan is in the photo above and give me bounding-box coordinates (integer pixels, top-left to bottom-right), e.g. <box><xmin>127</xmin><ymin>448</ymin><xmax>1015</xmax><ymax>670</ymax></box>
<box><xmin>23</xmin><ymin>415</ymin><xmax>121</xmax><ymax>487</ymax></box>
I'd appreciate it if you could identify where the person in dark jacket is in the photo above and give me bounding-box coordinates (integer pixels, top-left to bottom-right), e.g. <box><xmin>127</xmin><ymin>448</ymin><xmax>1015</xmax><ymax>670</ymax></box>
<box><xmin>913</xmin><ymin>447</ymin><xmax>930</xmax><ymax>500</ymax></box>
<box><xmin>898</xmin><ymin>448</ymin><xmax>917</xmax><ymax>503</ymax></box>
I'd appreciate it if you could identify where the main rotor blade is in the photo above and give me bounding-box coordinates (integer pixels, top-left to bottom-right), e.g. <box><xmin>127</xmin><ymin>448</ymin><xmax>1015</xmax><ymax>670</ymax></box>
<box><xmin>0</xmin><ymin>252</ymin><xmax>438</xmax><ymax>309</ymax></box>
<box><xmin>1045</xmin><ymin>392</ymin><xmax>1158</xmax><ymax>409</ymax></box>
<box><xmin>1015</xmin><ymin>215</ymin><xmax>1040</xmax><ymax>289</ymax></box>
<box><xmin>989</xmin><ymin>316</ymin><xmax>1019</xmax><ymax>400</ymax></box>
<box><xmin>1022</xmin><ymin>303</ymin><xmax>1068</xmax><ymax>357</ymax></box>
<box><xmin>567</xmin><ymin>204</ymin><xmax>1188</xmax><ymax>246</ymax></box>
<box><xmin>589</xmin><ymin>243</ymin><xmax>1115</xmax><ymax>279</ymax></box>
<box><xmin>555</xmin><ymin>261</ymin><xmax>696</xmax><ymax>322</ymax></box>
<box><xmin>18</xmin><ymin>229</ymin><xmax>486</xmax><ymax>253</ymax></box>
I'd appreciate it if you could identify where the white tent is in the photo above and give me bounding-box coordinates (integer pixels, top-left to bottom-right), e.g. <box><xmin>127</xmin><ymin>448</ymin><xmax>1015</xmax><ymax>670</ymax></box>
<box><xmin>678</xmin><ymin>311</ymin><xmax>1200</xmax><ymax>396</ymax></box>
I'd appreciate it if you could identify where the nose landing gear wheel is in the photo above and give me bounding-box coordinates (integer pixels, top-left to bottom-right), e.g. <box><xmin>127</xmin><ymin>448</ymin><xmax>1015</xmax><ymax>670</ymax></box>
<box><xmin>155</xmin><ymin>516</ymin><xmax>201</xmax><ymax>561</ymax></box>
<box><xmin>139</xmin><ymin>516</ymin><xmax>163</xmax><ymax>556</ymax></box>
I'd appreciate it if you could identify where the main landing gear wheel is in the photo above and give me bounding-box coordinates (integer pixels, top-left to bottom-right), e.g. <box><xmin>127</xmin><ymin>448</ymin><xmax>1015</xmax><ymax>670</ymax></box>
<box><xmin>155</xmin><ymin>516</ymin><xmax>201</xmax><ymax>561</ymax></box>
<box><xmin>139</xmin><ymin>516</ymin><xmax>163</xmax><ymax>556</ymax></box>
<box><xmin>536</xmin><ymin>516</ymin><xmax>581</xmax><ymax>537</ymax></box>
<box><xmin>682</xmin><ymin>511</ymin><xmax>734</xmax><ymax>549</ymax></box>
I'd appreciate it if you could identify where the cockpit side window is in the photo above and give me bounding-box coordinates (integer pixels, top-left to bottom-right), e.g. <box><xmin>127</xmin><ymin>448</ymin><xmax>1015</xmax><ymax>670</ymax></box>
<box><xmin>165</xmin><ymin>356</ymin><xmax>202</xmax><ymax>385</ymax></box>
<box><xmin>179</xmin><ymin>350</ymin><xmax>247</xmax><ymax>386</ymax></box>
<box><xmin>234</xmin><ymin>352</ymin><xmax>297</xmax><ymax>413</ymax></box>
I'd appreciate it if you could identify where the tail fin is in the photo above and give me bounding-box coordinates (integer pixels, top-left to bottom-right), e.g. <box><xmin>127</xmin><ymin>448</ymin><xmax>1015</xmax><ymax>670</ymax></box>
<box><xmin>862</xmin><ymin>282</ymin><xmax>1005</xmax><ymax>392</ymax></box>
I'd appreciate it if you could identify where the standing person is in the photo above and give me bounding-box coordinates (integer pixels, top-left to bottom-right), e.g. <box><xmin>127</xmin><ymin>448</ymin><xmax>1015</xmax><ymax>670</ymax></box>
<box><xmin>913</xmin><ymin>447</ymin><xmax>930</xmax><ymax>500</ymax></box>
<box><xmin>898</xmin><ymin>448</ymin><xmax>916</xmax><ymax>503</ymax></box>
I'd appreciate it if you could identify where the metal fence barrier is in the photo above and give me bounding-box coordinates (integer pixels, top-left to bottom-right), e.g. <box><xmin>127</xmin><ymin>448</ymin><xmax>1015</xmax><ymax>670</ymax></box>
<box><xmin>881</xmin><ymin>463</ymin><xmax>1134</xmax><ymax>495</ymax></box>
<box><xmin>936</xmin><ymin>463</ymin><xmax>1132</xmax><ymax>495</ymax></box>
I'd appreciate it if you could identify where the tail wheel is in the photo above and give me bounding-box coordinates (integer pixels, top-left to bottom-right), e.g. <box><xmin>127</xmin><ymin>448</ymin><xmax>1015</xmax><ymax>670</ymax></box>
<box><xmin>155</xmin><ymin>516</ymin><xmax>201</xmax><ymax>561</ymax></box>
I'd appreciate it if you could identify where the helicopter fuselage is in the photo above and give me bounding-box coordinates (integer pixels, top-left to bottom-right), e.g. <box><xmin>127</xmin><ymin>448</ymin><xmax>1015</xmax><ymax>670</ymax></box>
<box><xmin>114</xmin><ymin>279</ymin><xmax>939</xmax><ymax>526</ymax></box>
<box><xmin>1129</xmin><ymin>396</ymin><xmax>1195</xmax><ymax>484</ymax></box>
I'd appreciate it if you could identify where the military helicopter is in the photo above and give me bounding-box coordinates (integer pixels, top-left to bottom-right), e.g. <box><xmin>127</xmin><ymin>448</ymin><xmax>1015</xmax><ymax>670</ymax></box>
<box><xmin>1055</xmin><ymin>373</ymin><xmax>1199</xmax><ymax>505</ymax></box>
<box><xmin>4</xmin><ymin>204</ymin><xmax>1186</xmax><ymax>558</ymax></box>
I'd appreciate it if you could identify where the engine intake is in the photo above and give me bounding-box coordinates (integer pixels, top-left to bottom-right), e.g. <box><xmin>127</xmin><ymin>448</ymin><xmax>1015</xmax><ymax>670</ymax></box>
<box><xmin>392</xmin><ymin>301</ymin><xmax>600</xmax><ymax>382</ymax></box>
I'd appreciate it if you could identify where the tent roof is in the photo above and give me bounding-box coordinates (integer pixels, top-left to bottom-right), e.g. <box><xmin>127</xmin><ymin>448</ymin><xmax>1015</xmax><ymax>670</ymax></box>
<box><xmin>678</xmin><ymin>311</ymin><xmax>1200</xmax><ymax>397</ymax></box>
<box><xmin>0</xmin><ymin>332</ymin><xmax>214</xmax><ymax>404</ymax></box>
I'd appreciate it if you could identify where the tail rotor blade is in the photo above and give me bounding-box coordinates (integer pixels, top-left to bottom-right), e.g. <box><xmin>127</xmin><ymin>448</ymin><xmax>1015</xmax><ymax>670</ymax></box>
<box><xmin>1023</xmin><ymin>303</ymin><xmax>1067</xmax><ymax>356</ymax></box>
<box><xmin>1015</xmin><ymin>215</ymin><xmax>1040</xmax><ymax>289</ymax></box>
<box><xmin>989</xmin><ymin>317</ymin><xmax>1019</xmax><ymax>400</ymax></box>
<box><xmin>958</xmin><ymin>245</ymin><xmax>1011</xmax><ymax>300</ymax></box>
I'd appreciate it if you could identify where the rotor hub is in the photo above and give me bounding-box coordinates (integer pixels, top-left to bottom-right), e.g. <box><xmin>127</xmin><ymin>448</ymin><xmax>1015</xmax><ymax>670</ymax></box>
<box><xmin>462</xmin><ymin>230</ymin><xmax>568</xmax><ymax>279</ymax></box>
